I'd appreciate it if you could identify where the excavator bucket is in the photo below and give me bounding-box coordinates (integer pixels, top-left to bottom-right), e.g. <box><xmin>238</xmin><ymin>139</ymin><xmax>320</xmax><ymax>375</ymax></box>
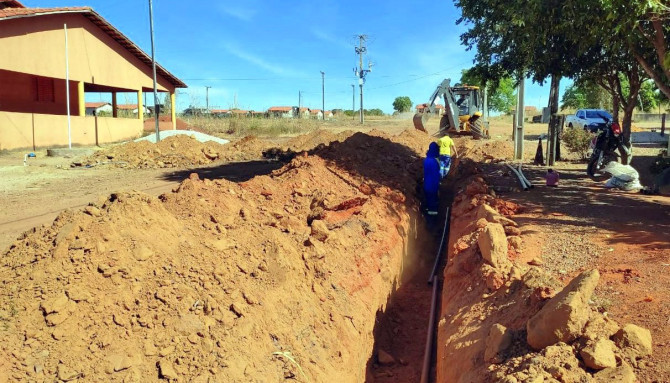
<box><xmin>413</xmin><ymin>113</ymin><xmax>429</xmax><ymax>132</ymax></box>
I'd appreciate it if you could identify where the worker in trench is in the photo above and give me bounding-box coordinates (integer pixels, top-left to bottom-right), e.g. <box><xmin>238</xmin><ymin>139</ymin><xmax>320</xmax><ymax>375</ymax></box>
<box><xmin>423</xmin><ymin>142</ymin><xmax>441</xmax><ymax>228</ymax></box>
<box><xmin>437</xmin><ymin>133</ymin><xmax>458</xmax><ymax>178</ymax></box>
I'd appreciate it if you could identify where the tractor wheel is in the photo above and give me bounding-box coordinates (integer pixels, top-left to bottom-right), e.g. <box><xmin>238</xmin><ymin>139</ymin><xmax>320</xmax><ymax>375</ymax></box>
<box><xmin>471</xmin><ymin>119</ymin><xmax>485</xmax><ymax>139</ymax></box>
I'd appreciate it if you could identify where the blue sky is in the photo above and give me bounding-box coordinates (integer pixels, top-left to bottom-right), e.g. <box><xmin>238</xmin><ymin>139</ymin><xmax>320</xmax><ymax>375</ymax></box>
<box><xmin>28</xmin><ymin>0</ymin><xmax>568</xmax><ymax>113</ymax></box>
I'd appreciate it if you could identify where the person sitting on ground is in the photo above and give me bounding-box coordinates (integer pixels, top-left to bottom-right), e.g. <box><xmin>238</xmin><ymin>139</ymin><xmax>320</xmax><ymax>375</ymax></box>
<box><xmin>437</xmin><ymin>134</ymin><xmax>458</xmax><ymax>178</ymax></box>
<box><xmin>423</xmin><ymin>142</ymin><xmax>441</xmax><ymax>222</ymax></box>
<box><xmin>545</xmin><ymin>168</ymin><xmax>559</xmax><ymax>186</ymax></box>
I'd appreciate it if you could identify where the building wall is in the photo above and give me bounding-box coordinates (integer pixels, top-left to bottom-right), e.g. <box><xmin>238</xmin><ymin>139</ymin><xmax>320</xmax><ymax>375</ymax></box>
<box><xmin>0</xmin><ymin>111</ymin><xmax>142</xmax><ymax>150</ymax></box>
<box><xmin>0</xmin><ymin>69</ymin><xmax>80</xmax><ymax>115</ymax></box>
<box><xmin>0</xmin><ymin>13</ymin><xmax>175</xmax><ymax>93</ymax></box>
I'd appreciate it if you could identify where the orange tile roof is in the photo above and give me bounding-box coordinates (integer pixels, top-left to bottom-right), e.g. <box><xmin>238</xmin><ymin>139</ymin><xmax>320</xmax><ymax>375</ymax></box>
<box><xmin>210</xmin><ymin>109</ymin><xmax>229</xmax><ymax>113</ymax></box>
<box><xmin>416</xmin><ymin>103</ymin><xmax>445</xmax><ymax>110</ymax></box>
<box><xmin>116</xmin><ymin>104</ymin><xmax>138</xmax><ymax>110</ymax></box>
<box><xmin>0</xmin><ymin>0</ymin><xmax>25</xmax><ymax>9</ymax></box>
<box><xmin>0</xmin><ymin>6</ymin><xmax>186</xmax><ymax>88</ymax></box>
<box><xmin>85</xmin><ymin>102</ymin><xmax>109</xmax><ymax>108</ymax></box>
<box><xmin>310</xmin><ymin>109</ymin><xmax>321</xmax><ymax>114</ymax></box>
<box><xmin>268</xmin><ymin>106</ymin><xmax>293</xmax><ymax>112</ymax></box>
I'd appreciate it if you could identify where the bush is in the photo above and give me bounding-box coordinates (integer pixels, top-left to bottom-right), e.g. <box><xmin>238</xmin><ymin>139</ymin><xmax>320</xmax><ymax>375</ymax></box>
<box><xmin>560</xmin><ymin>127</ymin><xmax>593</xmax><ymax>159</ymax></box>
<box><xmin>650</xmin><ymin>149</ymin><xmax>670</xmax><ymax>174</ymax></box>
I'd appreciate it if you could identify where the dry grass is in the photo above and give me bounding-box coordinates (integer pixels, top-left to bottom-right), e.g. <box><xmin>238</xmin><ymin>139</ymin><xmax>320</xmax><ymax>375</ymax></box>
<box><xmin>182</xmin><ymin>115</ymin><xmax>419</xmax><ymax>138</ymax></box>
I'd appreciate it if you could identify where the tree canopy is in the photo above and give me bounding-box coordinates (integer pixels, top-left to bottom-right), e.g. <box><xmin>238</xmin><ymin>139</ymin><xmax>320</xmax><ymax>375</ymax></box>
<box><xmin>460</xmin><ymin>68</ymin><xmax>516</xmax><ymax>113</ymax></box>
<box><xmin>392</xmin><ymin>96</ymin><xmax>413</xmax><ymax>113</ymax></box>
<box><xmin>454</xmin><ymin>0</ymin><xmax>667</xmax><ymax>141</ymax></box>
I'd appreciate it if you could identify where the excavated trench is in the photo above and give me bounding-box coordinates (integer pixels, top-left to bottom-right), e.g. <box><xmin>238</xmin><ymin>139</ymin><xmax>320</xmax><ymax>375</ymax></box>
<box><xmin>2</xmin><ymin>131</ymin><xmax>643</xmax><ymax>383</ymax></box>
<box><xmin>0</xmin><ymin>131</ymin><xmax>446</xmax><ymax>382</ymax></box>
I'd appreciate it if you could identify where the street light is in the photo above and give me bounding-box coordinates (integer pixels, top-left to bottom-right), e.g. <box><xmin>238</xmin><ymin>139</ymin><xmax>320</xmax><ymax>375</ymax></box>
<box><xmin>148</xmin><ymin>0</ymin><xmax>160</xmax><ymax>141</ymax></box>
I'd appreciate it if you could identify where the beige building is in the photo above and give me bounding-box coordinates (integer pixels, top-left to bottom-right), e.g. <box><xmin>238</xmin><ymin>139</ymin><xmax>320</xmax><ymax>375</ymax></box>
<box><xmin>0</xmin><ymin>0</ymin><xmax>186</xmax><ymax>150</ymax></box>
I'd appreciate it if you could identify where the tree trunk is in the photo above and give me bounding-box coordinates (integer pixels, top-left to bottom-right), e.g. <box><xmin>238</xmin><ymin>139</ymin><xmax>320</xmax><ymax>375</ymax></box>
<box><xmin>547</xmin><ymin>75</ymin><xmax>561</xmax><ymax>165</ymax></box>
<box><xmin>621</xmin><ymin>71</ymin><xmax>641</xmax><ymax>146</ymax></box>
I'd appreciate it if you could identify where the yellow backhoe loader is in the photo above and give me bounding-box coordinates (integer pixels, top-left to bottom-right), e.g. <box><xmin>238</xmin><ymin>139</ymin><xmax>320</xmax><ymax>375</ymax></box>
<box><xmin>413</xmin><ymin>78</ymin><xmax>489</xmax><ymax>139</ymax></box>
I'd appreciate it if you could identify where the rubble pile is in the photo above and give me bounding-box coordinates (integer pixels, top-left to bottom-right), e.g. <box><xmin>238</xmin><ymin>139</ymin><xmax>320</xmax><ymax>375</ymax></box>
<box><xmin>0</xmin><ymin>130</ymin><xmax>435</xmax><ymax>382</ymax></box>
<box><xmin>436</xmin><ymin>177</ymin><xmax>652</xmax><ymax>383</ymax></box>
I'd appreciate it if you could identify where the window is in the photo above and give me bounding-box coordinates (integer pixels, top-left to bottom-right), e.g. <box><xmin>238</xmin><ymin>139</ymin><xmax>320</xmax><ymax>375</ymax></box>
<box><xmin>35</xmin><ymin>77</ymin><xmax>55</xmax><ymax>102</ymax></box>
<box><xmin>586</xmin><ymin>110</ymin><xmax>611</xmax><ymax>119</ymax></box>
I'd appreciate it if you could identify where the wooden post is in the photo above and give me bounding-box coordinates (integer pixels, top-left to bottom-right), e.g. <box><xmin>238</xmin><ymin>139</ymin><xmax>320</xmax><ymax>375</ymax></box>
<box><xmin>171</xmin><ymin>92</ymin><xmax>177</xmax><ymax>130</ymax></box>
<box><xmin>547</xmin><ymin>75</ymin><xmax>561</xmax><ymax>166</ymax></box>
<box><xmin>137</xmin><ymin>89</ymin><xmax>144</xmax><ymax>122</ymax></box>
<box><xmin>112</xmin><ymin>92</ymin><xmax>118</xmax><ymax>118</ymax></box>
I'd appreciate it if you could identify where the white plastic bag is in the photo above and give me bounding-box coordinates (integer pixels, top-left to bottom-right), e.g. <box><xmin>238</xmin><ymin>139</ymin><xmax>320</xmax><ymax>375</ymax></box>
<box><xmin>601</xmin><ymin>161</ymin><xmax>642</xmax><ymax>191</ymax></box>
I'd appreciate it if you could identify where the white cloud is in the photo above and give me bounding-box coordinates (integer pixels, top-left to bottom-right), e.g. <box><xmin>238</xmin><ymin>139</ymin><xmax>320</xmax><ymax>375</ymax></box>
<box><xmin>312</xmin><ymin>29</ymin><xmax>352</xmax><ymax>51</ymax></box>
<box><xmin>222</xmin><ymin>43</ymin><xmax>305</xmax><ymax>77</ymax></box>
<box><xmin>219</xmin><ymin>5</ymin><xmax>257</xmax><ymax>21</ymax></box>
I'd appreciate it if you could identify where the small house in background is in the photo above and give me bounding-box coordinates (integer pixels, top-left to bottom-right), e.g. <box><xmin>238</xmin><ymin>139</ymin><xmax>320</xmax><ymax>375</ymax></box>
<box><xmin>323</xmin><ymin>110</ymin><xmax>333</xmax><ymax>119</ymax></box>
<box><xmin>85</xmin><ymin>102</ymin><xmax>112</xmax><ymax>116</ymax></box>
<box><xmin>229</xmin><ymin>109</ymin><xmax>249</xmax><ymax>118</ymax></box>
<box><xmin>310</xmin><ymin>109</ymin><xmax>323</xmax><ymax>119</ymax></box>
<box><xmin>268</xmin><ymin>106</ymin><xmax>295</xmax><ymax>118</ymax></box>
<box><xmin>525</xmin><ymin>106</ymin><xmax>539</xmax><ymax>115</ymax></box>
<box><xmin>0</xmin><ymin>0</ymin><xmax>186</xmax><ymax>150</ymax></box>
<box><xmin>416</xmin><ymin>103</ymin><xmax>445</xmax><ymax>115</ymax></box>
<box><xmin>250</xmin><ymin>111</ymin><xmax>266</xmax><ymax>118</ymax></box>
<box><xmin>210</xmin><ymin>109</ymin><xmax>230</xmax><ymax>118</ymax></box>
<box><xmin>298</xmin><ymin>107</ymin><xmax>310</xmax><ymax>118</ymax></box>
<box><xmin>116</xmin><ymin>104</ymin><xmax>150</xmax><ymax>116</ymax></box>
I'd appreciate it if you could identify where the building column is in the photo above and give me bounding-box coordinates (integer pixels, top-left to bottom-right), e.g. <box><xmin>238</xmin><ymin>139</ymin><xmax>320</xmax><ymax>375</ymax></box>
<box><xmin>77</xmin><ymin>81</ymin><xmax>85</xmax><ymax>117</ymax></box>
<box><xmin>171</xmin><ymin>92</ymin><xmax>177</xmax><ymax>130</ymax></box>
<box><xmin>137</xmin><ymin>89</ymin><xmax>143</xmax><ymax>122</ymax></box>
<box><xmin>111</xmin><ymin>92</ymin><xmax>118</xmax><ymax>117</ymax></box>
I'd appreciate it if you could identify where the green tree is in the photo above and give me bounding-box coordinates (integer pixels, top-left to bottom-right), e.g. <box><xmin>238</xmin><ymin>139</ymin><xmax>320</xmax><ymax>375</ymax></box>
<box><xmin>392</xmin><ymin>96</ymin><xmax>412</xmax><ymax>113</ymax></box>
<box><xmin>455</xmin><ymin>0</ymin><xmax>653</xmax><ymax>143</ymax></box>
<box><xmin>560</xmin><ymin>81</ymin><xmax>612</xmax><ymax>110</ymax></box>
<box><xmin>561</xmin><ymin>84</ymin><xmax>587</xmax><ymax>110</ymax></box>
<box><xmin>365</xmin><ymin>109</ymin><xmax>385</xmax><ymax>116</ymax></box>
<box><xmin>604</xmin><ymin>0</ymin><xmax>670</xmax><ymax>100</ymax></box>
<box><xmin>638</xmin><ymin>80</ymin><xmax>659</xmax><ymax>112</ymax></box>
<box><xmin>460</xmin><ymin>68</ymin><xmax>516</xmax><ymax>114</ymax></box>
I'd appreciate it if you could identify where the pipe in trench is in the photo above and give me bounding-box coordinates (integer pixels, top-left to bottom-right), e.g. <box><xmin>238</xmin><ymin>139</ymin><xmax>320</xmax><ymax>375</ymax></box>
<box><xmin>428</xmin><ymin>207</ymin><xmax>451</xmax><ymax>284</ymax></box>
<box><xmin>420</xmin><ymin>275</ymin><xmax>440</xmax><ymax>383</ymax></box>
<box><xmin>421</xmin><ymin>203</ymin><xmax>452</xmax><ymax>382</ymax></box>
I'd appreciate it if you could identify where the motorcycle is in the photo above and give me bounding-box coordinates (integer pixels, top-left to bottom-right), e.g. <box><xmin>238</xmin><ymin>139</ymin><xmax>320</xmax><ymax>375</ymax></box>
<box><xmin>586</xmin><ymin>114</ymin><xmax>632</xmax><ymax>177</ymax></box>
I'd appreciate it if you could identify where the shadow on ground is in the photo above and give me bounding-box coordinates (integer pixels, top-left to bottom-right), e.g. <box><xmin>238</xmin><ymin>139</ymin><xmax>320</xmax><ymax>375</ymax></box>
<box><xmin>510</xmin><ymin>163</ymin><xmax>670</xmax><ymax>250</ymax></box>
<box><xmin>161</xmin><ymin>160</ymin><xmax>284</xmax><ymax>183</ymax></box>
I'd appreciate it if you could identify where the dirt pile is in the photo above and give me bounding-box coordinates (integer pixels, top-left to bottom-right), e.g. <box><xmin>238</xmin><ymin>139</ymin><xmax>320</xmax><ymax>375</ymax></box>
<box><xmin>436</xmin><ymin>176</ymin><xmax>653</xmax><ymax>382</ymax></box>
<box><xmin>76</xmin><ymin>134</ymin><xmax>273</xmax><ymax>169</ymax></box>
<box><xmin>143</xmin><ymin>117</ymin><xmax>197</xmax><ymax>132</ymax></box>
<box><xmin>0</xmin><ymin>130</ymin><xmax>435</xmax><ymax>382</ymax></box>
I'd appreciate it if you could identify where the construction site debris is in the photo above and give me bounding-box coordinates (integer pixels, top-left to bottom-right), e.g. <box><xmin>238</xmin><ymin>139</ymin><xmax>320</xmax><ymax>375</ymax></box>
<box><xmin>526</xmin><ymin>269</ymin><xmax>600</xmax><ymax>350</ymax></box>
<box><xmin>1</xmin><ymin>130</ymin><xmax>436</xmax><ymax>382</ymax></box>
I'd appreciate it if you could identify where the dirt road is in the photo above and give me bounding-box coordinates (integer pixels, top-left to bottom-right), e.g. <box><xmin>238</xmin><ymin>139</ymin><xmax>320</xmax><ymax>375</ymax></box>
<box><xmin>488</xmin><ymin>161</ymin><xmax>670</xmax><ymax>381</ymax></box>
<box><xmin>0</xmin><ymin>152</ymin><xmax>282</xmax><ymax>252</ymax></box>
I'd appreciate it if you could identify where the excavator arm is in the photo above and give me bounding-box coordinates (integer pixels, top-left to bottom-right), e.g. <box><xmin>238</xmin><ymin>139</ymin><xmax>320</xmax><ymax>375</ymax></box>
<box><xmin>413</xmin><ymin>79</ymin><xmax>458</xmax><ymax>134</ymax></box>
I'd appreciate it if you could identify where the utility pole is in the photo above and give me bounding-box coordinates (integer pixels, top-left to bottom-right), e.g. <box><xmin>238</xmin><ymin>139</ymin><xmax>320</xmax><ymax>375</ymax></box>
<box><xmin>64</xmin><ymin>24</ymin><xmax>71</xmax><ymax>149</ymax></box>
<box><xmin>205</xmin><ymin>86</ymin><xmax>211</xmax><ymax>111</ymax></box>
<box><xmin>351</xmin><ymin>84</ymin><xmax>355</xmax><ymax>120</ymax></box>
<box><xmin>354</xmin><ymin>34</ymin><xmax>371</xmax><ymax>124</ymax></box>
<box><xmin>148</xmin><ymin>0</ymin><xmax>160</xmax><ymax>142</ymax></box>
<box><xmin>515</xmin><ymin>77</ymin><xmax>525</xmax><ymax>160</ymax></box>
<box><xmin>320</xmin><ymin>71</ymin><xmax>325</xmax><ymax>120</ymax></box>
